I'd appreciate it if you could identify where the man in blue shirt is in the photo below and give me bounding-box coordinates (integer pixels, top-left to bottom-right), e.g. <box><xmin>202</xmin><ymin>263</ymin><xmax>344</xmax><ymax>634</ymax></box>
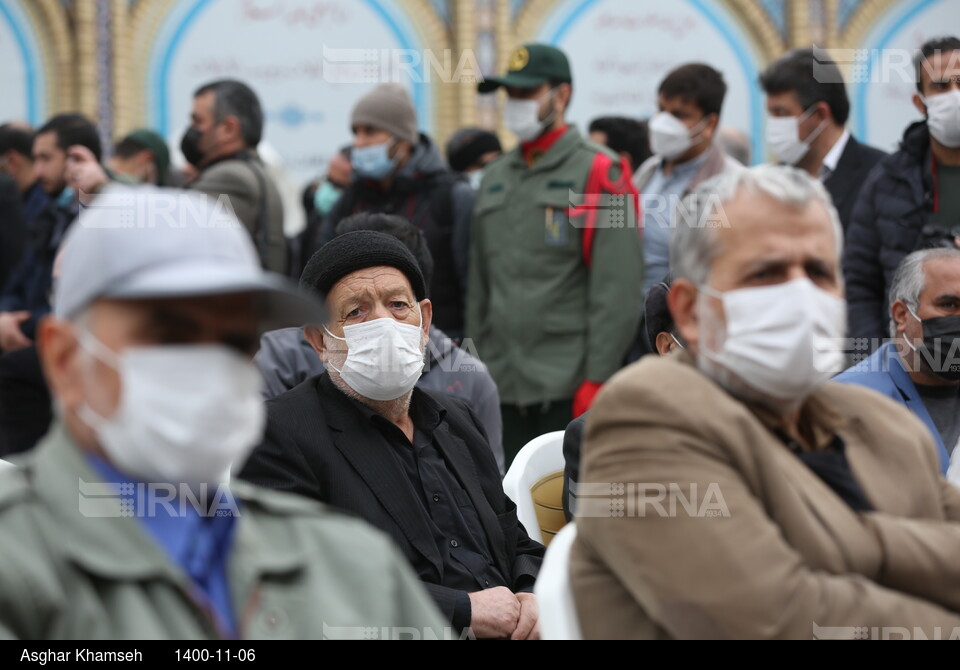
<box><xmin>0</xmin><ymin>187</ymin><xmax>445</xmax><ymax>639</ymax></box>
<box><xmin>632</xmin><ymin>63</ymin><xmax>743</xmax><ymax>294</ymax></box>
<box><xmin>835</xmin><ymin>248</ymin><xmax>960</xmax><ymax>474</ymax></box>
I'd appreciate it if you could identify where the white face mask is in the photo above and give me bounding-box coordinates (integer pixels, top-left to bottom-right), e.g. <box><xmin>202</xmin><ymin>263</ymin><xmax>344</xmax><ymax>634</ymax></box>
<box><xmin>504</xmin><ymin>89</ymin><xmax>556</xmax><ymax>142</ymax></box>
<box><xmin>923</xmin><ymin>90</ymin><xmax>960</xmax><ymax>148</ymax></box>
<box><xmin>76</xmin><ymin>329</ymin><xmax>266</xmax><ymax>486</ymax></box>
<box><xmin>648</xmin><ymin>111</ymin><xmax>709</xmax><ymax>160</ymax></box>
<box><xmin>765</xmin><ymin>106</ymin><xmax>827</xmax><ymax>165</ymax></box>
<box><xmin>324</xmin><ymin>305</ymin><xmax>425</xmax><ymax>401</ymax></box>
<box><xmin>696</xmin><ymin>278</ymin><xmax>847</xmax><ymax>402</ymax></box>
<box><xmin>467</xmin><ymin>168</ymin><xmax>485</xmax><ymax>190</ymax></box>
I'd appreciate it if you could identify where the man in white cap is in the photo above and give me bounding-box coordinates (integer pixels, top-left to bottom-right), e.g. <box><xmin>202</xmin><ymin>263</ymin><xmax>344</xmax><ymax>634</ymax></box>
<box><xmin>0</xmin><ymin>186</ymin><xmax>445</xmax><ymax>639</ymax></box>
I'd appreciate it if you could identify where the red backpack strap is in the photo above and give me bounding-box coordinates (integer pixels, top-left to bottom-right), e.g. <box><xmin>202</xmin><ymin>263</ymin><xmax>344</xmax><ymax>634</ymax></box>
<box><xmin>568</xmin><ymin>153</ymin><xmax>639</xmax><ymax>268</ymax></box>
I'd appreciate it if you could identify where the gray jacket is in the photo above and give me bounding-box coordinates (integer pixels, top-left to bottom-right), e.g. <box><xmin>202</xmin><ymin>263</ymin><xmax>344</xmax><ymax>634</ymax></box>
<box><xmin>0</xmin><ymin>423</ymin><xmax>446</xmax><ymax>639</ymax></box>
<box><xmin>255</xmin><ymin>326</ymin><xmax>505</xmax><ymax>475</ymax></box>
<box><xmin>188</xmin><ymin>152</ymin><xmax>287</xmax><ymax>274</ymax></box>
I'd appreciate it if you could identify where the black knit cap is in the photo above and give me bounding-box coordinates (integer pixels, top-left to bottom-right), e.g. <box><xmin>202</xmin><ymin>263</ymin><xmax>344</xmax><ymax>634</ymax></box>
<box><xmin>446</xmin><ymin>128</ymin><xmax>502</xmax><ymax>172</ymax></box>
<box><xmin>301</xmin><ymin>230</ymin><xmax>427</xmax><ymax>301</ymax></box>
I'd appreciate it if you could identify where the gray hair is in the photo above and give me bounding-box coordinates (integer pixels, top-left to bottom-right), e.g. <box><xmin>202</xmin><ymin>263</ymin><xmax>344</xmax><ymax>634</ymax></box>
<box><xmin>669</xmin><ymin>164</ymin><xmax>844</xmax><ymax>286</ymax></box>
<box><xmin>194</xmin><ymin>79</ymin><xmax>264</xmax><ymax>148</ymax></box>
<box><xmin>888</xmin><ymin>248</ymin><xmax>960</xmax><ymax>338</ymax></box>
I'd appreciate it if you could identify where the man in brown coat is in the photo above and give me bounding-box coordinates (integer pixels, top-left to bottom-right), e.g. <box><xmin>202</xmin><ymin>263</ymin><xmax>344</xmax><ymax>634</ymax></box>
<box><xmin>572</xmin><ymin>165</ymin><xmax>960</xmax><ymax>639</ymax></box>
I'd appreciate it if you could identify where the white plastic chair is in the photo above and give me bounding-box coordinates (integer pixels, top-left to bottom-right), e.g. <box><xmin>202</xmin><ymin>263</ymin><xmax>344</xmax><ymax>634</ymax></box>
<box><xmin>502</xmin><ymin>430</ymin><xmax>566</xmax><ymax>544</ymax></box>
<box><xmin>534</xmin><ymin>522</ymin><xmax>582</xmax><ymax>640</ymax></box>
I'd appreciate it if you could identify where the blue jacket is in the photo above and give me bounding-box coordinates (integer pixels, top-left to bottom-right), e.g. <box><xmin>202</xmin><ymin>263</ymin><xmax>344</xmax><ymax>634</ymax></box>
<box><xmin>834</xmin><ymin>342</ymin><xmax>949</xmax><ymax>473</ymax></box>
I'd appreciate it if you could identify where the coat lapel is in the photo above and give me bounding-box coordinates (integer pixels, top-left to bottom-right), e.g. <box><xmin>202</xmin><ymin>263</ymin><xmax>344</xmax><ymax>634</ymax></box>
<box><xmin>825</xmin><ymin>136</ymin><xmax>858</xmax><ymax>215</ymax></box>
<box><xmin>884</xmin><ymin>344</ymin><xmax>950</xmax><ymax>471</ymax></box>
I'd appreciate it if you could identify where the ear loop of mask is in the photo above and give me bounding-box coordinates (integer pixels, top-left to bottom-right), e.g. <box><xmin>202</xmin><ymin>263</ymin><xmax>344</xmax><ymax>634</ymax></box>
<box><xmin>686</xmin><ymin>114</ymin><xmax>712</xmax><ymax>147</ymax></box>
<box><xmin>538</xmin><ymin>87</ymin><xmax>560</xmax><ymax>132</ymax></box>
<box><xmin>72</xmin><ymin>325</ymin><xmax>122</xmax><ymax>432</ymax></box>
<box><xmin>670</xmin><ymin>333</ymin><xmax>685</xmax><ymax>349</ymax></box>
<box><xmin>75</xmin><ymin>325</ymin><xmax>122</xmax><ymax>371</ymax></box>
<box><xmin>798</xmin><ymin>104</ymin><xmax>830</xmax><ymax>150</ymax></box>
<box><xmin>904</xmin><ymin>304</ymin><xmax>923</xmax><ymax>353</ymax></box>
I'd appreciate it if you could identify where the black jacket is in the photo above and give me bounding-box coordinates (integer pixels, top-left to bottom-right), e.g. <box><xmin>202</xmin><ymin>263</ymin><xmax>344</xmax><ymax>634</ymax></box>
<box><xmin>844</xmin><ymin>121</ymin><xmax>936</xmax><ymax>344</ymax></box>
<box><xmin>0</xmin><ymin>345</ymin><xmax>51</xmax><ymax>457</ymax></box>
<box><xmin>0</xmin><ymin>191</ymin><xmax>76</xmax><ymax>341</ymax></box>
<box><xmin>561</xmin><ymin>413</ymin><xmax>586</xmax><ymax>523</ymax></box>
<box><xmin>304</xmin><ymin>135</ymin><xmax>475</xmax><ymax>338</ymax></box>
<box><xmin>239</xmin><ymin>372</ymin><xmax>543</xmax><ymax>624</ymax></box>
<box><xmin>824</xmin><ymin>135</ymin><xmax>888</xmax><ymax>231</ymax></box>
<box><xmin>0</xmin><ymin>174</ymin><xmax>25</xmax><ymax>291</ymax></box>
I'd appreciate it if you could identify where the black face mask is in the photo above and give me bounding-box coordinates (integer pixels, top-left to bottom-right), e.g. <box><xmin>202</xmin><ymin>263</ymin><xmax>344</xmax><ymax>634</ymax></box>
<box><xmin>180</xmin><ymin>127</ymin><xmax>205</xmax><ymax>168</ymax></box>
<box><xmin>906</xmin><ymin>310</ymin><xmax>960</xmax><ymax>381</ymax></box>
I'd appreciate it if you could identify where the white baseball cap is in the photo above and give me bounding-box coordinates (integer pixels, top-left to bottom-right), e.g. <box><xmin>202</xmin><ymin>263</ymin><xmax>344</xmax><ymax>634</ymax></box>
<box><xmin>54</xmin><ymin>185</ymin><xmax>324</xmax><ymax>330</ymax></box>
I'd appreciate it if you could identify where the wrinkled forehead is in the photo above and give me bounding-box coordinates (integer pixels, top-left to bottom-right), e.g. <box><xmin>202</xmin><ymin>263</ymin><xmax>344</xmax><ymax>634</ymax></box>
<box><xmin>711</xmin><ymin>190</ymin><xmax>840</xmax><ymax>270</ymax></box>
<box><xmin>326</xmin><ymin>266</ymin><xmax>414</xmax><ymax>304</ymax></box>
<box><xmin>919</xmin><ymin>256</ymin><xmax>960</xmax><ymax>301</ymax></box>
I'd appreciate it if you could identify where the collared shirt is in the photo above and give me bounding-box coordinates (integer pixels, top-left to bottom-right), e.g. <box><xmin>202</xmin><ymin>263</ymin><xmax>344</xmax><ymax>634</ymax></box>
<box><xmin>345</xmin><ymin>391</ymin><xmax>512</xmax><ymax>630</ymax></box>
<box><xmin>85</xmin><ymin>454</ymin><xmax>239</xmax><ymax>638</ymax></box>
<box><xmin>641</xmin><ymin>150</ymin><xmax>709</xmax><ymax>292</ymax></box>
<box><xmin>521</xmin><ymin>125</ymin><xmax>569</xmax><ymax>166</ymax></box>
<box><xmin>820</xmin><ymin>129</ymin><xmax>850</xmax><ymax>183</ymax></box>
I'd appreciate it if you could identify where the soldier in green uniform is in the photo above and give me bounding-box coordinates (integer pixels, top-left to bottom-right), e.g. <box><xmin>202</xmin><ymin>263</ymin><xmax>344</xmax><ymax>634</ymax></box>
<box><xmin>468</xmin><ymin>44</ymin><xmax>644</xmax><ymax>467</ymax></box>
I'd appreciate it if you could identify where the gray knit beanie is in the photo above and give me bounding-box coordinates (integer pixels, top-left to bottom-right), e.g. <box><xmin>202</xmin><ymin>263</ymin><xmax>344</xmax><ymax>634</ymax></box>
<box><xmin>350</xmin><ymin>83</ymin><xmax>419</xmax><ymax>145</ymax></box>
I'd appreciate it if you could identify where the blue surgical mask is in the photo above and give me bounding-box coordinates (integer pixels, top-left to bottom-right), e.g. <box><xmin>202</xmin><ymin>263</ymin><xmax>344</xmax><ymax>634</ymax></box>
<box><xmin>313</xmin><ymin>180</ymin><xmax>342</xmax><ymax>216</ymax></box>
<box><xmin>56</xmin><ymin>186</ymin><xmax>76</xmax><ymax>208</ymax></box>
<box><xmin>352</xmin><ymin>140</ymin><xmax>399</xmax><ymax>179</ymax></box>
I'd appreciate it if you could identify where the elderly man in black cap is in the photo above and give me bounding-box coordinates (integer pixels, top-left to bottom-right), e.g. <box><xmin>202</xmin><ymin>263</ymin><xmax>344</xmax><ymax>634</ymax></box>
<box><xmin>241</xmin><ymin>231</ymin><xmax>544</xmax><ymax>639</ymax></box>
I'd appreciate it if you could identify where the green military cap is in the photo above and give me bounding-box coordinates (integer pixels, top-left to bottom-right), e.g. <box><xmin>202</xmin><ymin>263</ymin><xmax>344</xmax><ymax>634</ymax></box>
<box><xmin>478</xmin><ymin>43</ymin><xmax>572</xmax><ymax>93</ymax></box>
<box><xmin>124</xmin><ymin>129</ymin><xmax>170</xmax><ymax>186</ymax></box>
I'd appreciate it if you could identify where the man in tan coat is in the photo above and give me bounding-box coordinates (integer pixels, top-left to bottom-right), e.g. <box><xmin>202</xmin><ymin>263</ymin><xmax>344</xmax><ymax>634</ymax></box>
<box><xmin>572</xmin><ymin>165</ymin><xmax>960</xmax><ymax>640</ymax></box>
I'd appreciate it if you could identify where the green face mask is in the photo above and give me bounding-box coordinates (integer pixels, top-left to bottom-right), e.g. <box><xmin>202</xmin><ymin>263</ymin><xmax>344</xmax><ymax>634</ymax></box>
<box><xmin>313</xmin><ymin>179</ymin><xmax>343</xmax><ymax>216</ymax></box>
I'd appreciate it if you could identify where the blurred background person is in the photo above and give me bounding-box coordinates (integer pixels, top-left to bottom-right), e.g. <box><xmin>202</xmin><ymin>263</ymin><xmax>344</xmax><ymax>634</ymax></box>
<box><xmin>844</xmin><ymin>36</ymin><xmax>960</xmax><ymax>345</ymax></box>
<box><xmin>311</xmin><ymin>83</ymin><xmax>475</xmax><ymax>341</ymax></box>
<box><xmin>296</xmin><ymin>145</ymin><xmax>353</xmax><ymax>278</ymax></box>
<box><xmin>634</xmin><ymin>63</ymin><xmax>742</xmax><ymax>295</ymax></box>
<box><xmin>445</xmin><ymin>127</ymin><xmax>502</xmax><ymax>189</ymax></box>
<box><xmin>181</xmin><ymin>79</ymin><xmax>287</xmax><ymax>274</ymax></box>
<box><xmin>588</xmin><ymin>116</ymin><xmax>652</xmax><ymax>175</ymax></box>
<box><xmin>760</xmin><ymin>48</ymin><xmax>886</xmax><ymax>231</ymax></box>
<box><xmin>717</xmin><ymin>126</ymin><xmax>752</xmax><ymax>166</ymax></box>
<box><xmin>107</xmin><ymin>128</ymin><xmax>171</xmax><ymax>186</ymax></box>
<box><xmin>0</xmin><ymin>114</ymin><xmax>96</xmax><ymax>353</ymax></box>
<box><xmin>0</xmin><ymin>123</ymin><xmax>48</xmax><ymax>228</ymax></box>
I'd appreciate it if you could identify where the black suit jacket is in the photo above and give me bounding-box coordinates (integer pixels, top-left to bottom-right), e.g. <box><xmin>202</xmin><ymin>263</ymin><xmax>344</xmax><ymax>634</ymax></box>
<box><xmin>240</xmin><ymin>372</ymin><xmax>544</xmax><ymax>623</ymax></box>
<box><xmin>824</xmin><ymin>135</ymin><xmax>888</xmax><ymax>231</ymax></box>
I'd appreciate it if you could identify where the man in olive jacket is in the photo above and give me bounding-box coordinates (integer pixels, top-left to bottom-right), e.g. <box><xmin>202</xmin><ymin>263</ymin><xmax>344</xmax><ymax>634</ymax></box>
<box><xmin>468</xmin><ymin>44</ymin><xmax>643</xmax><ymax>465</ymax></box>
<box><xmin>184</xmin><ymin>79</ymin><xmax>287</xmax><ymax>274</ymax></box>
<box><xmin>0</xmin><ymin>189</ymin><xmax>444</xmax><ymax>640</ymax></box>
